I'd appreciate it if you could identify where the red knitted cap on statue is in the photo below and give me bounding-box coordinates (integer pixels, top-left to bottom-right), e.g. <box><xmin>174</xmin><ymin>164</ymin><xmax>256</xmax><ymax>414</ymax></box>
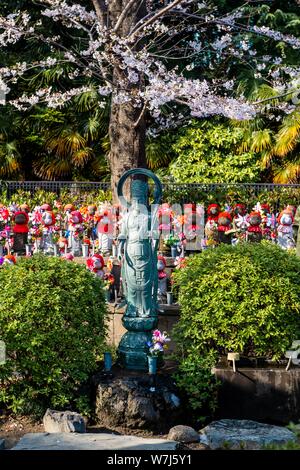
<box><xmin>218</xmin><ymin>211</ymin><xmax>232</xmax><ymax>222</ymax></box>
<box><xmin>64</xmin><ymin>204</ymin><xmax>75</xmax><ymax>212</ymax></box>
<box><xmin>234</xmin><ymin>203</ymin><xmax>246</xmax><ymax>213</ymax></box>
<box><xmin>207</xmin><ymin>203</ymin><xmax>220</xmax><ymax>214</ymax></box>
<box><xmin>13</xmin><ymin>210</ymin><xmax>29</xmax><ymax>233</ymax></box>
<box><xmin>261</xmin><ymin>204</ymin><xmax>270</xmax><ymax>213</ymax></box>
<box><xmin>249</xmin><ymin>211</ymin><xmax>262</xmax><ymax>221</ymax></box>
<box><xmin>41</xmin><ymin>203</ymin><xmax>52</xmax><ymax>211</ymax></box>
<box><xmin>87</xmin><ymin>254</ymin><xmax>104</xmax><ymax>271</ymax></box>
<box><xmin>277</xmin><ymin>209</ymin><xmax>294</xmax><ymax>224</ymax></box>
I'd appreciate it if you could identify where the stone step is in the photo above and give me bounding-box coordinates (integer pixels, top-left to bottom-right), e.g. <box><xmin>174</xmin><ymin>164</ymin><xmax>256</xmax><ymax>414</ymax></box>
<box><xmin>12</xmin><ymin>433</ymin><xmax>178</xmax><ymax>451</ymax></box>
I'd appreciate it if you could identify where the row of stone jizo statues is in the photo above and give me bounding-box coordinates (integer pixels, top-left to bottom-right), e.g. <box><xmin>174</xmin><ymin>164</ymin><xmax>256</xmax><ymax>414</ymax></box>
<box><xmin>202</xmin><ymin>202</ymin><xmax>299</xmax><ymax>250</ymax></box>
<box><xmin>0</xmin><ymin>200</ymin><xmax>299</xmax><ymax>259</ymax></box>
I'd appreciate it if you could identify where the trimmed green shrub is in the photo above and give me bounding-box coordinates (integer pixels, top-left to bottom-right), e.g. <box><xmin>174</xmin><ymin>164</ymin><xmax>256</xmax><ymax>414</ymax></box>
<box><xmin>169</xmin><ymin>120</ymin><xmax>260</xmax><ymax>184</ymax></box>
<box><xmin>173</xmin><ymin>242</ymin><xmax>300</xmax><ymax>360</ymax></box>
<box><xmin>172</xmin><ymin>242</ymin><xmax>300</xmax><ymax>418</ymax></box>
<box><xmin>0</xmin><ymin>255</ymin><xmax>108</xmax><ymax>416</ymax></box>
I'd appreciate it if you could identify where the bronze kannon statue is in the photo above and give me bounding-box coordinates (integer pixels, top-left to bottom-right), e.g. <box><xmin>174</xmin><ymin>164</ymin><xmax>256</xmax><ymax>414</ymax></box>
<box><xmin>117</xmin><ymin>168</ymin><xmax>162</xmax><ymax>370</ymax></box>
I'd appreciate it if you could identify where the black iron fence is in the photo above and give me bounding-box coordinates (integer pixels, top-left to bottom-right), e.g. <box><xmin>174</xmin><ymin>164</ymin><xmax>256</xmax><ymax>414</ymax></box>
<box><xmin>2</xmin><ymin>180</ymin><xmax>300</xmax><ymax>209</ymax></box>
<box><xmin>0</xmin><ymin>180</ymin><xmax>111</xmax><ymax>198</ymax></box>
<box><xmin>2</xmin><ymin>180</ymin><xmax>300</xmax><ymax>194</ymax></box>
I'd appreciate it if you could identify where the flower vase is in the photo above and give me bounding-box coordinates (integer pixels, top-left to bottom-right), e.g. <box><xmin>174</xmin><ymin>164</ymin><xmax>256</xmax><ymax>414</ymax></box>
<box><xmin>105</xmin><ymin>289</ymin><xmax>111</xmax><ymax>302</ymax></box>
<box><xmin>0</xmin><ymin>245</ymin><xmax>3</xmax><ymax>256</ymax></box>
<box><xmin>104</xmin><ymin>352</ymin><xmax>112</xmax><ymax>372</ymax></box>
<box><xmin>25</xmin><ymin>244</ymin><xmax>33</xmax><ymax>256</ymax></box>
<box><xmin>147</xmin><ymin>356</ymin><xmax>157</xmax><ymax>375</ymax></box>
<box><xmin>112</xmin><ymin>244</ymin><xmax>117</xmax><ymax>258</ymax></box>
<box><xmin>82</xmin><ymin>244</ymin><xmax>89</xmax><ymax>258</ymax></box>
<box><xmin>171</xmin><ymin>245</ymin><xmax>178</xmax><ymax>258</ymax></box>
<box><xmin>167</xmin><ymin>292</ymin><xmax>173</xmax><ymax>305</ymax></box>
<box><xmin>35</xmin><ymin>238</ymin><xmax>42</xmax><ymax>253</ymax></box>
<box><xmin>53</xmin><ymin>244</ymin><xmax>59</xmax><ymax>257</ymax></box>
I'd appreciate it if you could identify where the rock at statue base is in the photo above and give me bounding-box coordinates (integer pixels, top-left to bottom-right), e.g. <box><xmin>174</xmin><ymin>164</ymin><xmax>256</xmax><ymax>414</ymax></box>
<box><xmin>167</xmin><ymin>425</ymin><xmax>199</xmax><ymax>443</ymax></box>
<box><xmin>199</xmin><ymin>419</ymin><xmax>296</xmax><ymax>450</ymax></box>
<box><xmin>94</xmin><ymin>373</ymin><xmax>182</xmax><ymax>431</ymax></box>
<box><xmin>43</xmin><ymin>409</ymin><xmax>86</xmax><ymax>433</ymax></box>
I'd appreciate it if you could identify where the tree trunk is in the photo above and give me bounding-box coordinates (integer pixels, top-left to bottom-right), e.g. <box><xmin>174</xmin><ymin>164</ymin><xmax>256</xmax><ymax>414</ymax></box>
<box><xmin>107</xmin><ymin>1</ymin><xmax>147</xmax><ymax>203</ymax></box>
<box><xmin>109</xmin><ymin>96</ymin><xmax>146</xmax><ymax>203</ymax></box>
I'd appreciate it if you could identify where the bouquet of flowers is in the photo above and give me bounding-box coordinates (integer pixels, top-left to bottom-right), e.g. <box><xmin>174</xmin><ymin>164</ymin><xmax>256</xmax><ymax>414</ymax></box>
<box><xmin>52</xmin><ymin>232</ymin><xmax>60</xmax><ymax>244</ymax></box>
<box><xmin>147</xmin><ymin>330</ymin><xmax>171</xmax><ymax>357</ymax></box>
<box><xmin>82</xmin><ymin>237</ymin><xmax>91</xmax><ymax>246</ymax></box>
<box><xmin>163</xmin><ymin>234</ymin><xmax>179</xmax><ymax>247</ymax></box>
<box><xmin>0</xmin><ymin>230</ymin><xmax>7</xmax><ymax>246</ymax></box>
<box><xmin>103</xmin><ymin>272</ymin><xmax>115</xmax><ymax>290</ymax></box>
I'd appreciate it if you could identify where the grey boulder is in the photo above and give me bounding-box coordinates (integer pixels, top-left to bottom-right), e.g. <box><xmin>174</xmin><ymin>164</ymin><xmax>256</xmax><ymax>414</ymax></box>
<box><xmin>199</xmin><ymin>419</ymin><xmax>296</xmax><ymax>450</ymax></box>
<box><xmin>168</xmin><ymin>425</ymin><xmax>199</xmax><ymax>443</ymax></box>
<box><xmin>43</xmin><ymin>409</ymin><xmax>86</xmax><ymax>434</ymax></box>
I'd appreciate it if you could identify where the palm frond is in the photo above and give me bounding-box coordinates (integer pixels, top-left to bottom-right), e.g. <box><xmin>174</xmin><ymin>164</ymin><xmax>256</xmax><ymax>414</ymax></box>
<box><xmin>0</xmin><ymin>140</ymin><xmax>21</xmax><ymax>177</ymax></box>
<box><xmin>274</xmin><ymin>110</ymin><xmax>300</xmax><ymax>157</ymax></box>
<box><xmin>33</xmin><ymin>155</ymin><xmax>72</xmax><ymax>180</ymax></box>
<box><xmin>71</xmin><ymin>148</ymin><xmax>93</xmax><ymax>167</ymax></box>
<box><xmin>273</xmin><ymin>162</ymin><xmax>300</xmax><ymax>183</ymax></box>
<box><xmin>45</xmin><ymin>130</ymin><xmax>87</xmax><ymax>157</ymax></box>
<box><xmin>146</xmin><ymin>136</ymin><xmax>173</xmax><ymax>170</ymax></box>
<box><xmin>73</xmin><ymin>87</ymin><xmax>99</xmax><ymax>112</ymax></box>
<box><xmin>250</xmin><ymin>129</ymin><xmax>274</xmax><ymax>152</ymax></box>
<box><xmin>260</xmin><ymin>149</ymin><xmax>274</xmax><ymax>169</ymax></box>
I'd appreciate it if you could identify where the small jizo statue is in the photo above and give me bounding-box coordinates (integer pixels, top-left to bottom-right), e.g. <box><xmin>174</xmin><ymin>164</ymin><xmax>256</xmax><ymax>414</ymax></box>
<box><xmin>204</xmin><ymin>203</ymin><xmax>220</xmax><ymax>248</ymax></box>
<box><xmin>86</xmin><ymin>204</ymin><xmax>97</xmax><ymax>240</ymax></box>
<box><xmin>97</xmin><ymin>209</ymin><xmax>114</xmax><ymax>255</ymax></box>
<box><xmin>86</xmin><ymin>253</ymin><xmax>105</xmax><ymax>278</ymax></box>
<box><xmin>13</xmin><ymin>210</ymin><xmax>29</xmax><ymax>254</ymax></box>
<box><xmin>247</xmin><ymin>211</ymin><xmax>262</xmax><ymax>243</ymax></box>
<box><xmin>232</xmin><ymin>203</ymin><xmax>248</xmax><ymax>245</ymax></box>
<box><xmin>207</xmin><ymin>203</ymin><xmax>220</xmax><ymax>222</ymax></box>
<box><xmin>157</xmin><ymin>255</ymin><xmax>168</xmax><ymax>303</ymax></box>
<box><xmin>41</xmin><ymin>210</ymin><xmax>56</xmax><ymax>253</ymax></box>
<box><xmin>217</xmin><ymin>211</ymin><xmax>232</xmax><ymax>245</ymax></box>
<box><xmin>277</xmin><ymin>209</ymin><xmax>295</xmax><ymax>250</ymax></box>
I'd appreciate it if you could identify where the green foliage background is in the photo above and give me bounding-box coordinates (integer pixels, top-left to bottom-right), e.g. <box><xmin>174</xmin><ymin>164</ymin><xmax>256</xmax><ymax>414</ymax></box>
<box><xmin>0</xmin><ymin>1</ymin><xmax>299</xmax><ymax>183</ymax></box>
<box><xmin>0</xmin><ymin>255</ymin><xmax>108</xmax><ymax>416</ymax></box>
<box><xmin>170</xmin><ymin>121</ymin><xmax>260</xmax><ymax>183</ymax></box>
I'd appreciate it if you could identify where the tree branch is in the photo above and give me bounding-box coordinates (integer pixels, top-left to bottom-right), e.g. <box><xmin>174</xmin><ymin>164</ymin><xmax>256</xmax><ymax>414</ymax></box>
<box><xmin>91</xmin><ymin>0</ymin><xmax>107</xmax><ymax>28</ymax></box>
<box><xmin>129</xmin><ymin>0</ymin><xmax>186</xmax><ymax>38</ymax></box>
<box><xmin>113</xmin><ymin>0</ymin><xmax>138</xmax><ymax>33</ymax></box>
<box><xmin>134</xmin><ymin>100</ymin><xmax>147</xmax><ymax>128</ymax></box>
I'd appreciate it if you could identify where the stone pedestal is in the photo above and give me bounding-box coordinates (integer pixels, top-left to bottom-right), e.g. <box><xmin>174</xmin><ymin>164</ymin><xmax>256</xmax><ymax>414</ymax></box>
<box><xmin>93</xmin><ymin>371</ymin><xmax>182</xmax><ymax>432</ymax></box>
<box><xmin>117</xmin><ymin>316</ymin><xmax>158</xmax><ymax>371</ymax></box>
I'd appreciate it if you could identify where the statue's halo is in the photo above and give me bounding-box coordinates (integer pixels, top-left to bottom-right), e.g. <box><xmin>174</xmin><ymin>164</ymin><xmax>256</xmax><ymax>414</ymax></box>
<box><xmin>117</xmin><ymin>168</ymin><xmax>163</xmax><ymax>208</ymax></box>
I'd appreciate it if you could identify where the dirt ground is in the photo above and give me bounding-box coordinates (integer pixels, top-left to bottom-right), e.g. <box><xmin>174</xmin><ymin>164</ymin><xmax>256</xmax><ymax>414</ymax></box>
<box><xmin>0</xmin><ymin>414</ymin><xmax>44</xmax><ymax>449</ymax></box>
<box><xmin>0</xmin><ymin>414</ymin><xmax>207</xmax><ymax>450</ymax></box>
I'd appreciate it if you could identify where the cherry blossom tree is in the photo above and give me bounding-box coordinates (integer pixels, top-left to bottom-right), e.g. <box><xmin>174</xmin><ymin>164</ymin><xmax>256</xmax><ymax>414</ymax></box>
<box><xmin>0</xmin><ymin>0</ymin><xmax>300</xmax><ymax>199</ymax></box>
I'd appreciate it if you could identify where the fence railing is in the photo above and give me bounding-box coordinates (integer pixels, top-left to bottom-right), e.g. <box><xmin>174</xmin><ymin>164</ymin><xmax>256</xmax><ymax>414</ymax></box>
<box><xmin>2</xmin><ymin>181</ymin><xmax>300</xmax><ymax>192</ymax></box>
<box><xmin>2</xmin><ymin>181</ymin><xmax>300</xmax><ymax>207</ymax></box>
<box><xmin>0</xmin><ymin>180</ymin><xmax>111</xmax><ymax>198</ymax></box>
